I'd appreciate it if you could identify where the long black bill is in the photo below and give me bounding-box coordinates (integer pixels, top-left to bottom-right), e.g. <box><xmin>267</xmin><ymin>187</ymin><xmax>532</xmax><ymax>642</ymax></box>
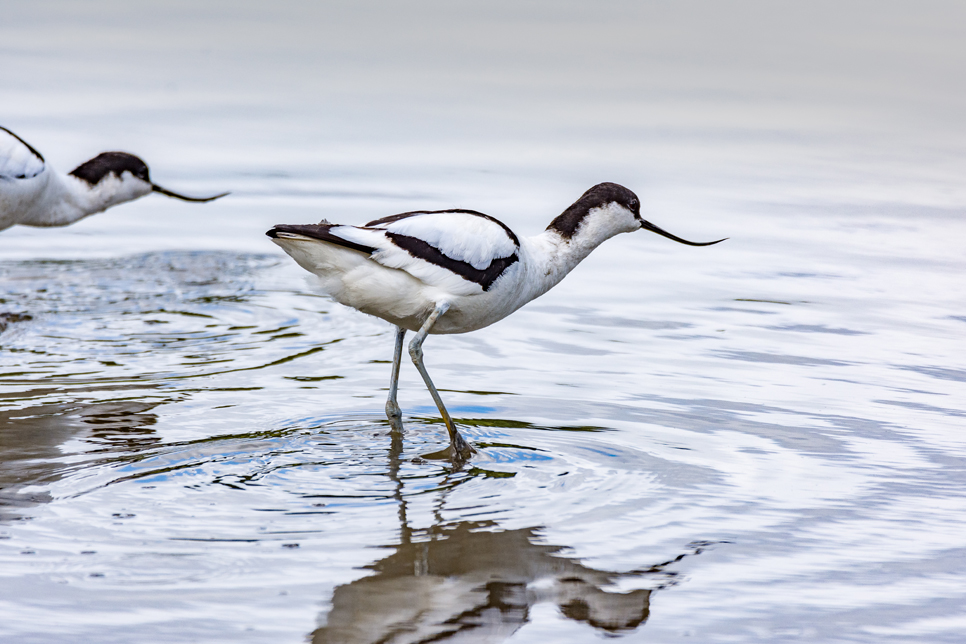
<box><xmin>641</xmin><ymin>220</ymin><xmax>727</xmax><ymax>246</ymax></box>
<box><xmin>151</xmin><ymin>184</ymin><xmax>229</xmax><ymax>203</ymax></box>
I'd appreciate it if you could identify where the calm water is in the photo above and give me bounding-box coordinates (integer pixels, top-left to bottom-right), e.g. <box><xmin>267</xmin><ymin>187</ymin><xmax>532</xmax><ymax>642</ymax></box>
<box><xmin>2</xmin><ymin>2</ymin><xmax>966</xmax><ymax>642</ymax></box>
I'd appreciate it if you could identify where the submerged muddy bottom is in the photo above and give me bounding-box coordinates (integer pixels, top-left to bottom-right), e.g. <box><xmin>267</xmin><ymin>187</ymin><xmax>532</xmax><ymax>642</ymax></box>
<box><xmin>1</xmin><ymin>241</ymin><xmax>963</xmax><ymax>643</ymax></box>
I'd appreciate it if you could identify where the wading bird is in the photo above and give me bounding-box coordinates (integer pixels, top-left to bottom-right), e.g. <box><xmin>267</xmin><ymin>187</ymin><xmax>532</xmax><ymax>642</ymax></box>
<box><xmin>0</xmin><ymin>125</ymin><xmax>227</xmax><ymax>232</ymax></box>
<box><xmin>268</xmin><ymin>183</ymin><xmax>724</xmax><ymax>461</ymax></box>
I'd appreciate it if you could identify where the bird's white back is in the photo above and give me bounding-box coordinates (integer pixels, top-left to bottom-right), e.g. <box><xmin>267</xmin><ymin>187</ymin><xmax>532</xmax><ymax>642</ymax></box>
<box><xmin>369</xmin><ymin>211</ymin><xmax>518</xmax><ymax>270</ymax></box>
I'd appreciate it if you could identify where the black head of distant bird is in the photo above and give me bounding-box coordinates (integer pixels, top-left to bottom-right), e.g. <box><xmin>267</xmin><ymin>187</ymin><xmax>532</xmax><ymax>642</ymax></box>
<box><xmin>69</xmin><ymin>152</ymin><xmax>229</xmax><ymax>203</ymax></box>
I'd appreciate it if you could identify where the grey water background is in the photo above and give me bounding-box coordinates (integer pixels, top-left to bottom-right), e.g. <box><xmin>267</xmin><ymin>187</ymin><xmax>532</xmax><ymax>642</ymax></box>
<box><xmin>2</xmin><ymin>1</ymin><xmax>965</xmax><ymax>641</ymax></box>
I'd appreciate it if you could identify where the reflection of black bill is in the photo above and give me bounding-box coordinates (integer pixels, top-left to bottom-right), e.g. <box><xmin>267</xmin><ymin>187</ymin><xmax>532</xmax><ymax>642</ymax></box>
<box><xmin>151</xmin><ymin>184</ymin><xmax>229</xmax><ymax>203</ymax></box>
<box><xmin>641</xmin><ymin>220</ymin><xmax>727</xmax><ymax>246</ymax></box>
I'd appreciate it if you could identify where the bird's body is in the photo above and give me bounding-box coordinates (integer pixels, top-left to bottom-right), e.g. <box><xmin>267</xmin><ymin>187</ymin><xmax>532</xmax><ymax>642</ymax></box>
<box><xmin>268</xmin><ymin>183</ymin><xmax>724</xmax><ymax>460</ymax></box>
<box><xmin>271</xmin><ymin>209</ymin><xmax>616</xmax><ymax>335</ymax></box>
<box><xmin>0</xmin><ymin>125</ymin><xmax>226</xmax><ymax>232</ymax></box>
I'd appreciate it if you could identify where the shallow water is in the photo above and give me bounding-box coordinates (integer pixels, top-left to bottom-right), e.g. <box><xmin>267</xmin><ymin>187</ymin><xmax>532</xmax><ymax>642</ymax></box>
<box><xmin>2</xmin><ymin>2</ymin><xmax>966</xmax><ymax>642</ymax></box>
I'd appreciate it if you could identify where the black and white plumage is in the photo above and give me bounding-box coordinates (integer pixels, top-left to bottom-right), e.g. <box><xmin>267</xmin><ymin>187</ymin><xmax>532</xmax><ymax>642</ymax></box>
<box><xmin>0</xmin><ymin>125</ymin><xmax>228</xmax><ymax>232</ymax></box>
<box><xmin>268</xmin><ymin>183</ymin><xmax>725</xmax><ymax>460</ymax></box>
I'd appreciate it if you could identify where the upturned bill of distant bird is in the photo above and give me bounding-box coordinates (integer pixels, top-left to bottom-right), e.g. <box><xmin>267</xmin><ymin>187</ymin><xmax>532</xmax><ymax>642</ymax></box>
<box><xmin>0</xmin><ymin>125</ymin><xmax>228</xmax><ymax>231</ymax></box>
<box><xmin>268</xmin><ymin>182</ymin><xmax>725</xmax><ymax>461</ymax></box>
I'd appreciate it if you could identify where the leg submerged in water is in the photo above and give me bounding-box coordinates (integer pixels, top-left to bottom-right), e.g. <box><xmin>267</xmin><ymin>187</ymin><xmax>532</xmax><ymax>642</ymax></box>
<box><xmin>408</xmin><ymin>303</ymin><xmax>476</xmax><ymax>462</ymax></box>
<box><xmin>385</xmin><ymin>325</ymin><xmax>406</xmax><ymax>432</ymax></box>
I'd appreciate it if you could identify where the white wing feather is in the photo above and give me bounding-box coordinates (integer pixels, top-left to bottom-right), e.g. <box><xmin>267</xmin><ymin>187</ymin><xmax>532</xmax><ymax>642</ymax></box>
<box><xmin>371</xmin><ymin>212</ymin><xmax>516</xmax><ymax>270</ymax></box>
<box><xmin>326</xmin><ymin>223</ymin><xmax>502</xmax><ymax>296</ymax></box>
<box><xmin>0</xmin><ymin>128</ymin><xmax>45</xmax><ymax>179</ymax></box>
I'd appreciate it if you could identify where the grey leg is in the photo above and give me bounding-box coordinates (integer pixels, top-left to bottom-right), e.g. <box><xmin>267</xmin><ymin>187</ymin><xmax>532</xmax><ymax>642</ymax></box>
<box><xmin>385</xmin><ymin>325</ymin><xmax>406</xmax><ymax>432</ymax></box>
<box><xmin>408</xmin><ymin>303</ymin><xmax>476</xmax><ymax>461</ymax></box>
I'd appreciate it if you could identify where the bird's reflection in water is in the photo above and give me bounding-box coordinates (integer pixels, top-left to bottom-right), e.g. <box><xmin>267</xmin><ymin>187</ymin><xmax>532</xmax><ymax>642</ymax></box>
<box><xmin>0</xmin><ymin>393</ymin><xmax>161</xmax><ymax>520</ymax></box>
<box><xmin>312</xmin><ymin>521</ymin><xmax>677</xmax><ymax>643</ymax></box>
<box><xmin>312</xmin><ymin>430</ymin><xmax>709</xmax><ymax>643</ymax></box>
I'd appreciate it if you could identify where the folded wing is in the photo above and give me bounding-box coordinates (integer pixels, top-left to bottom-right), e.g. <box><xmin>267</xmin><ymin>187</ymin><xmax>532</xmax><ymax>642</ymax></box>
<box><xmin>0</xmin><ymin>126</ymin><xmax>46</xmax><ymax>180</ymax></box>
<box><xmin>271</xmin><ymin>210</ymin><xmax>520</xmax><ymax>295</ymax></box>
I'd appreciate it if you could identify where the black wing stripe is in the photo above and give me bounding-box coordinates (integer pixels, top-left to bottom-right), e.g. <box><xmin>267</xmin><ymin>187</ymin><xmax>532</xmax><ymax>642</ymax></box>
<box><xmin>266</xmin><ymin>224</ymin><xmax>377</xmax><ymax>254</ymax></box>
<box><xmin>386</xmin><ymin>232</ymin><xmax>518</xmax><ymax>291</ymax></box>
<box><xmin>366</xmin><ymin>209</ymin><xmax>521</xmax><ymax>247</ymax></box>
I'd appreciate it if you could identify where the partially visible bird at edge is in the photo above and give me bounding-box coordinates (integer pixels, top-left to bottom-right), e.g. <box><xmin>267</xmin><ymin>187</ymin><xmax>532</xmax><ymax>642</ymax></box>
<box><xmin>0</xmin><ymin>125</ymin><xmax>228</xmax><ymax>231</ymax></box>
<box><xmin>268</xmin><ymin>182</ymin><xmax>726</xmax><ymax>462</ymax></box>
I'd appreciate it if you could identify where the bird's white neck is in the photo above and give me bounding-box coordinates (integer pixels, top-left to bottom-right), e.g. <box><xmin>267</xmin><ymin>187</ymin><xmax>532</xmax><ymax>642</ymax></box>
<box><xmin>21</xmin><ymin>170</ymin><xmax>151</xmax><ymax>227</ymax></box>
<box><xmin>518</xmin><ymin>203</ymin><xmax>640</xmax><ymax>302</ymax></box>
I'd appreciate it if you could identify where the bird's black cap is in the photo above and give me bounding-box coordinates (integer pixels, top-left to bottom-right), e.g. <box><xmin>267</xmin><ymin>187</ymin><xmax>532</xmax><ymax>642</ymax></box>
<box><xmin>546</xmin><ymin>183</ymin><xmax>640</xmax><ymax>238</ymax></box>
<box><xmin>69</xmin><ymin>152</ymin><xmax>150</xmax><ymax>186</ymax></box>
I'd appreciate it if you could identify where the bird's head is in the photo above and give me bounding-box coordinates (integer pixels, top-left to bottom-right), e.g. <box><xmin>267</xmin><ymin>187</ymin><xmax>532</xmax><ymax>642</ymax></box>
<box><xmin>548</xmin><ymin>182</ymin><xmax>726</xmax><ymax>247</ymax></box>
<box><xmin>69</xmin><ymin>152</ymin><xmax>228</xmax><ymax>207</ymax></box>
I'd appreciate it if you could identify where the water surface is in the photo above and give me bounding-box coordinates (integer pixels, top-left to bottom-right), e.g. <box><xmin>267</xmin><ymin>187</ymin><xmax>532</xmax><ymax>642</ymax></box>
<box><xmin>2</xmin><ymin>2</ymin><xmax>966</xmax><ymax>642</ymax></box>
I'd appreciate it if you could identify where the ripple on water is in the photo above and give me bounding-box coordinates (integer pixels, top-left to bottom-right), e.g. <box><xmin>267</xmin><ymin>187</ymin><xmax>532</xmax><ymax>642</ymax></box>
<box><xmin>1</xmin><ymin>243</ymin><xmax>965</xmax><ymax>643</ymax></box>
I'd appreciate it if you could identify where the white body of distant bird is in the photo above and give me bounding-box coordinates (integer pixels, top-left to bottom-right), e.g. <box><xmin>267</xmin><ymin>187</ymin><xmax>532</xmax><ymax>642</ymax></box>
<box><xmin>0</xmin><ymin>125</ymin><xmax>227</xmax><ymax>232</ymax></box>
<box><xmin>268</xmin><ymin>182</ymin><xmax>725</xmax><ymax>461</ymax></box>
